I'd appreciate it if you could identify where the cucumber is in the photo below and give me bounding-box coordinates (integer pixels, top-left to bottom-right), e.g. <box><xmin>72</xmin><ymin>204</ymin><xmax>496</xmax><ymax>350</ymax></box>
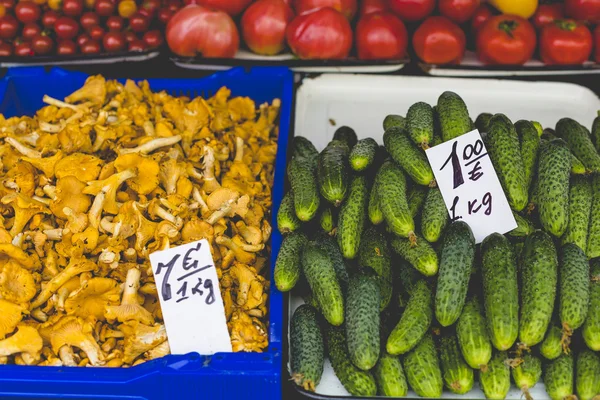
<box><xmin>481</xmin><ymin>233</ymin><xmax>519</xmax><ymax>351</ymax></box>
<box><xmin>376</xmin><ymin>160</ymin><xmax>415</xmax><ymax>238</ymax></box>
<box><xmin>314</xmin><ymin>233</ymin><xmax>349</xmax><ymax>295</ymax></box>
<box><xmin>545</xmin><ymin>354</ymin><xmax>574</xmax><ymax>400</ymax></box>
<box><xmin>540</xmin><ymin>325</ymin><xmax>563</xmax><ymax>360</ymax></box>
<box><xmin>407</xmin><ymin>101</ymin><xmax>434</xmax><ymax>149</ymax></box>
<box><xmin>408</xmin><ymin>185</ymin><xmax>428</xmax><ymax>219</ymax></box>
<box><xmin>403</xmin><ymin>334</ymin><xmax>443</xmax><ymax>398</ymax></box>
<box><xmin>475</xmin><ymin>112</ymin><xmax>493</xmax><ymax>133</ymax></box>
<box><xmin>383</xmin><ymin>114</ymin><xmax>406</xmax><ymax>131</ymax></box>
<box><xmin>349</xmin><ymin>138</ymin><xmax>378</xmax><ymax>172</ymax></box>
<box><xmin>576</xmin><ymin>350</ymin><xmax>600</xmax><ymax>400</ymax></box>
<box><xmin>508</xmin><ymin>212</ymin><xmax>535</xmax><ymax>238</ymax></box>
<box><xmin>387</xmin><ymin>280</ymin><xmax>433</xmax><ymax>355</ymax></box>
<box><xmin>326</xmin><ymin>325</ymin><xmax>377</xmax><ymax>396</ymax></box>
<box><xmin>562</xmin><ymin>175</ymin><xmax>592</xmax><ymax>251</ymax></box>
<box><xmin>587</xmin><ymin>175</ymin><xmax>600</xmax><ymax>258</ymax></box>
<box><xmin>317</xmin><ymin>140</ymin><xmax>349</xmax><ymax>207</ymax></box>
<box><xmin>437</xmin><ymin>91</ymin><xmax>471</xmax><ymax>142</ymax></box>
<box><xmin>435</xmin><ymin>221</ymin><xmax>475</xmax><ymax>327</ymax></box>
<box><xmin>274</xmin><ymin>231</ymin><xmax>308</xmax><ymax>292</ymax></box>
<box><xmin>484</xmin><ymin>114</ymin><xmax>528</xmax><ymax>211</ymax></box>
<box><xmin>421</xmin><ymin>187</ymin><xmax>449</xmax><ymax>243</ymax></box>
<box><xmin>383</xmin><ymin>127</ymin><xmax>434</xmax><ymax>186</ymax></box>
<box><xmin>512</xmin><ymin>354</ymin><xmax>542</xmax><ymax>400</ymax></box>
<box><xmin>277</xmin><ymin>191</ymin><xmax>301</xmax><ymax>234</ymax></box>
<box><xmin>457</xmin><ymin>298</ymin><xmax>492</xmax><ymax>370</ymax></box>
<box><xmin>319</xmin><ymin>206</ymin><xmax>335</xmax><ymax>236</ymax></box>
<box><xmin>559</xmin><ymin>244</ymin><xmax>590</xmax><ymax>350</ymax></box>
<box><xmin>292</xmin><ymin>136</ymin><xmax>318</xmax><ymax>169</ymax></box>
<box><xmin>571</xmin><ymin>152</ymin><xmax>588</xmax><ymax>175</ymax></box>
<box><xmin>538</xmin><ymin>138</ymin><xmax>571</xmax><ymax>237</ymax></box>
<box><xmin>374</xmin><ymin>352</ymin><xmax>408</xmax><ymax>397</ymax></box>
<box><xmin>556</xmin><ymin>118</ymin><xmax>600</xmax><ymax>173</ymax></box>
<box><xmin>346</xmin><ymin>272</ymin><xmax>380</xmax><ymax>371</ymax></box>
<box><xmin>337</xmin><ymin>175</ymin><xmax>368</xmax><ymax>260</ymax></box>
<box><xmin>397</xmin><ymin>258</ymin><xmax>420</xmax><ymax>297</ymax></box>
<box><xmin>390</xmin><ymin>234</ymin><xmax>438</xmax><ymax>276</ymax></box>
<box><xmin>593</xmin><ymin>114</ymin><xmax>600</xmax><ymax>153</ymax></box>
<box><xmin>531</xmin><ymin>121</ymin><xmax>543</xmax><ymax>136</ymax></box>
<box><xmin>368</xmin><ymin>164</ymin><xmax>384</xmax><ymax>225</ymax></box>
<box><xmin>288</xmin><ymin>157</ymin><xmax>320</xmax><ymax>222</ymax></box>
<box><xmin>333</xmin><ymin>126</ymin><xmax>357</xmax><ymax>149</ymax></box>
<box><xmin>440</xmin><ymin>335</ymin><xmax>474</xmax><ymax>395</ymax></box>
<box><xmin>479</xmin><ymin>352</ymin><xmax>510</xmax><ymax>400</ymax></box>
<box><xmin>519</xmin><ymin>230</ymin><xmax>558</xmax><ymax>347</ymax></box>
<box><xmin>515</xmin><ymin>120</ymin><xmax>541</xmax><ymax>192</ymax></box>
<box><xmin>290</xmin><ymin>305</ymin><xmax>324</xmax><ymax>391</ymax></box>
<box><xmin>583</xmin><ymin>260</ymin><xmax>600</xmax><ymax>350</ymax></box>
<box><xmin>358</xmin><ymin>227</ymin><xmax>393</xmax><ymax>311</ymax></box>
<box><xmin>302</xmin><ymin>242</ymin><xmax>344</xmax><ymax>326</ymax></box>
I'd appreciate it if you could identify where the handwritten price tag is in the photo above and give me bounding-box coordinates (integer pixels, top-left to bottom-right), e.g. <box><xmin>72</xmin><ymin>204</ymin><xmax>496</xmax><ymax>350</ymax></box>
<box><xmin>149</xmin><ymin>239</ymin><xmax>232</xmax><ymax>355</ymax></box>
<box><xmin>425</xmin><ymin>129</ymin><xmax>517</xmax><ymax>243</ymax></box>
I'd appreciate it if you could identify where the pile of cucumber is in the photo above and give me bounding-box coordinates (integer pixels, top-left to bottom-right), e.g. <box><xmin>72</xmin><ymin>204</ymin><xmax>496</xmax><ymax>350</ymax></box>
<box><xmin>274</xmin><ymin>91</ymin><xmax>600</xmax><ymax>399</ymax></box>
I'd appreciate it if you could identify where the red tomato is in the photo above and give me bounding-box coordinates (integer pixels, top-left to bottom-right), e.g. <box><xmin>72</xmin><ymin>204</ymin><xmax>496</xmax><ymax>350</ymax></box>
<box><xmin>166</xmin><ymin>5</ymin><xmax>240</xmax><ymax>57</ymax></box>
<box><xmin>76</xmin><ymin>32</ymin><xmax>90</xmax><ymax>46</ymax></box>
<box><xmin>63</xmin><ymin>0</ymin><xmax>84</xmax><ymax>16</ymax></box>
<box><xmin>565</xmin><ymin>0</ymin><xmax>600</xmax><ymax>23</ymax></box>
<box><xmin>22</xmin><ymin>22</ymin><xmax>40</xmax><ymax>39</ymax></box>
<box><xmin>55</xmin><ymin>16</ymin><xmax>79</xmax><ymax>39</ymax></box>
<box><xmin>95</xmin><ymin>0</ymin><xmax>115</xmax><ymax>16</ymax></box>
<box><xmin>57</xmin><ymin>38</ymin><xmax>77</xmax><ymax>54</ymax></box>
<box><xmin>476</xmin><ymin>15</ymin><xmax>536</xmax><ymax>65</ymax></box>
<box><xmin>129</xmin><ymin>12</ymin><xmax>149</xmax><ymax>32</ymax></box>
<box><xmin>293</xmin><ymin>0</ymin><xmax>357</xmax><ymax>20</ymax></box>
<box><xmin>595</xmin><ymin>25</ymin><xmax>600</xmax><ymax>62</ymax></box>
<box><xmin>124</xmin><ymin>30</ymin><xmax>136</xmax><ymax>41</ymax></box>
<box><xmin>356</xmin><ymin>12</ymin><xmax>407</xmax><ymax>60</ymax></box>
<box><xmin>388</xmin><ymin>0</ymin><xmax>434</xmax><ymax>22</ymax></box>
<box><xmin>532</xmin><ymin>4</ymin><xmax>564</xmax><ymax>30</ymax></box>
<box><xmin>359</xmin><ymin>0</ymin><xmax>387</xmax><ymax>17</ymax></box>
<box><xmin>80</xmin><ymin>12</ymin><xmax>99</xmax><ymax>30</ymax></box>
<box><xmin>241</xmin><ymin>0</ymin><xmax>294</xmax><ymax>55</ymax></box>
<box><xmin>140</xmin><ymin>0</ymin><xmax>160</xmax><ymax>16</ymax></box>
<box><xmin>102</xmin><ymin>30</ymin><xmax>125</xmax><ymax>51</ymax></box>
<box><xmin>80</xmin><ymin>38</ymin><xmax>100</xmax><ymax>53</ymax></box>
<box><xmin>471</xmin><ymin>4</ymin><xmax>493</xmax><ymax>33</ymax></box>
<box><xmin>194</xmin><ymin>0</ymin><xmax>252</xmax><ymax>16</ymax></box>
<box><xmin>15</xmin><ymin>1</ymin><xmax>40</xmax><ymax>23</ymax></box>
<box><xmin>31</xmin><ymin>34</ymin><xmax>53</xmax><ymax>54</ymax></box>
<box><xmin>15</xmin><ymin>40</ymin><xmax>33</xmax><ymax>55</ymax></box>
<box><xmin>413</xmin><ymin>16</ymin><xmax>465</xmax><ymax>64</ymax></box>
<box><xmin>540</xmin><ymin>20</ymin><xmax>592</xmax><ymax>64</ymax></box>
<box><xmin>158</xmin><ymin>7</ymin><xmax>174</xmax><ymax>24</ymax></box>
<box><xmin>89</xmin><ymin>24</ymin><xmax>104</xmax><ymax>39</ymax></box>
<box><xmin>128</xmin><ymin>37</ymin><xmax>145</xmax><ymax>50</ymax></box>
<box><xmin>439</xmin><ymin>0</ymin><xmax>480</xmax><ymax>24</ymax></box>
<box><xmin>0</xmin><ymin>41</ymin><xmax>12</xmax><ymax>55</ymax></box>
<box><xmin>106</xmin><ymin>15</ymin><xmax>123</xmax><ymax>31</ymax></box>
<box><xmin>142</xmin><ymin>29</ymin><xmax>163</xmax><ymax>47</ymax></box>
<box><xmin>42</xmin><ymin>11</ymin><xmax>59</xmax><ymax>28</ymax></box>
<box><xmin>286</xmin><ymin>7</ymin><xmax>352</xmax><ymax>59</ymax></box>
<box><xmin>0</xmin><ymin>15</ymin><xmax>18</xmax><ymax>39</ymax></box>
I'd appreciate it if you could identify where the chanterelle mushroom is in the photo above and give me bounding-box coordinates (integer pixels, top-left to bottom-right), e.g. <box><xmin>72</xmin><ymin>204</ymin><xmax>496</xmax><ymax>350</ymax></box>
<box><xmin>65</xmin><ymin>277</ymin><xmax>121</xmax><ymax>321</ymax></box>
<box><xmin>0</xmin><ymin>260</ymin><xmax>37</xmax><ymax>304</ymax></box>
<box><xmin>104</xmin><ymin>268</ymin><xmax>154</xmax><ymax>325</ymax></box>
<box><xmin>0</xmin><ymin>325</ymin><xmax>43</xmax><ymax>360</ymax></box>
<box><xmin>47</xmin><ymin>316</ymin><xmax>105</xmax><ymax>366</ymax></box>
<box><xmin>120</xmin><ymin>321</ymin><xmax>167</xmax><ymax>364</ymax></box>
<box><xmin>0</xmin><ymin>299</ymin><xmax>25</xmax><ymax>339</ymax></box>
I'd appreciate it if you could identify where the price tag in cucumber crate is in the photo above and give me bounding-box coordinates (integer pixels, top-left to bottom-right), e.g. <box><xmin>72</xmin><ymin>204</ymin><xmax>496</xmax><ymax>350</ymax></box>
<box><xmin>425</xmin><ymin>129</ymin><xmax>517</xmax><ymax>243</ymax></box>
<box><xmin>149</xmin><ymin>239</ymin><xmax>232</xmax><ymax>355</ymax></box>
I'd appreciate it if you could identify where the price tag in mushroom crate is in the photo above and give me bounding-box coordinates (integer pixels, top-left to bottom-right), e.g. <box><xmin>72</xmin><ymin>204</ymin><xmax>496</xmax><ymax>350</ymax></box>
<box><xmin>425</xmin><ymin>129</ymin><xmax>517</xmax><ymax>243</ymax></box>
<box><xmin>149</xmin><ymin>239</ymin><xmax>232</xmax><ymax>355</ymax></box>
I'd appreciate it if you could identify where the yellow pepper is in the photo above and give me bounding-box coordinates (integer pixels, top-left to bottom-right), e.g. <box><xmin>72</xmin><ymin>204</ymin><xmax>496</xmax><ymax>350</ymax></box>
<box><xmin>488</xmin><ymin>0</ymin><xmax>539</xmax><ymax>19</ymax></box>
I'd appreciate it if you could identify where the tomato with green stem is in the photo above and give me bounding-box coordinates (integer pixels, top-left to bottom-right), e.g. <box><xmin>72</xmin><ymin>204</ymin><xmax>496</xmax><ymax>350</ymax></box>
<box><xmin>476</xmin><ymin>15</ymin><xmax>536</xmax><ymax>65</ymax></box>
<box><xmin>540</xmin><ymin>19</ymin><xmax>592</xmax><ymax>64</ymax></box>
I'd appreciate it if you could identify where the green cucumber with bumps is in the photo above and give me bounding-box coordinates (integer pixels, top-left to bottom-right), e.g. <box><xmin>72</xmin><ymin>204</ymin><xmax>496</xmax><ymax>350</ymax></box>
<box><xmin>290</xmin><ymin>305</ymin><xmax>324</xmax><ymax>391</ymax></box>
<box><xmin>337</xmin><ymin>175</ymin><xmax>368</xmax><ymax>259</ymax></box>
<box><xmin>387</xmin><ymin>280</ymin><xmax>433</xmax><ymax>355</ymax></box>
<box><xmin>440</xmin><ymin>335</ymin><xmax>474</xmax><ymax>395</ymax></box>
<box><xmin>435</xmin><ymin>221</ymin><xmax>475</xmax><ymax>327</ymax></box>
<box><xmin>541</xmin><ymin>325</ymin><xmax>563</xmax><ymax>360</ymax></box>
<box><xmin>587</xmin><ymin>175</ymin><xmax>600</xmax><ymax>258</ymax></box>
<box><xmin>545</xmin><ymin>354</ymin><xmax>574</xmax><ymax>400</ymax></box>
<box><xmin>538</xmin><ymin>138</ymin><xmax>571</xmax><ymax>237</ymax></box>
<box><xmin>383</xmin><ymin>114</ymin><xmax>406</xmax><ymax>131</ymax></box>
<box><xmin>292</xmin><ymin>136</ymin><xmax>318</xmax><ymax>170</ymax></box>
<box><xmin>349</xmin><ymin>138</ymin><xmax>378</xmax><ymax>172</ymax></box>
<box><xmin>358</xmin><ymin>227</ymin><xmax>393</xmax><ymax>311</ymax></box>
<box><xmin>288</xmin><ymin>157</ymin><xmax>320</xmax><ymax>222</ymax></box>
<box><xmin>403</xmin><ymin>334</ymin><xmax>443</xmax><ymax>398</ymax></box>
<box><xmin>481</xmin><ymin>233</ymin><xmax>519</xmax><ymax>351</ymax></box>
<box><xmin>583</xmin><ymin>260</ymin><xmax>600</xmax><ymax>351</ymax></box>
<box><xmin>515</xmin><ymin>120</ymin><xmax>541</xmax><ymax>192</ymax></box>
<box><xmin>314</xmin><ymin>233</ymin><xmax>349</xmax><ymax>294</ymax></box>
<box><xmin>277</xmin><ymin>191</ymin><xmax>301</xmax><ymax>234</ymax></box>
<box><xmin>508</xmin><ymin>212</ymin><xmax>535</xmax><ymax>238</ymax></box>
<box><xmin>374</xmin><ymin>352</ymin><xmax>408</xmax><ymax>397</ymax></box>
<box><xmin>576</xmin><ymin>350</ymin><xmax>600</xmax><ymax>400</ymax></box>
<box><xmin>571</xmin><ymin>152</ymin><xmax>588</xmax><ymax>175</ymax></box>
<box><xmin>407</xmin><ymin>101</ymin><xmax>434</xmax><ymax>149</ymax></box>
<box><xmin>480</xmin><ymin>352</ymin><xmax>511</xmax><ymax>400</ymax></box>
<box><xmin>408</xmin><ymin>185</ymin><xmax>428</xmax><ymax>219</ymax></box>
<box><xmin>376</xmin><ymin>160</ymin><xmax>415</xmax><ymax>238</ymax></box>
<box><xmin>456</xmin><ymin>298</ymin><xmax>492</xmax><ymax>370</ymax></box>
<box><xmin>475</xmin><ymin>112</ymin><xmax>493</xmax><ymax>133</ymax></box>
<box><xmin>556</xmin><ymin>118</ymin><xmax>600</xmax><ymax>173</ymax></box>
<box><xmin>421</xmin><ymin>187</ymin><xmax>449</xmax><ymax>243</ymax></box>
<box><xmin>559</xmin><ymin>244</ymin><xmax>590</xmax><ymax>350</ymax></box>
<box><xmin>383</xmin><ymin>127</ymin><xmax>434</xmax><ymax>186</ymax></box>
<box><xmin>562</xmin><ymin>175</ymin><xmax>592</xmax><ymax>251</ymax></box>
<box><xmin>333</xmin><ymin>126</ymin><xmax>357</xmax><ymax>149</ymax></box>
<box><xmin>593</xmin><ymin>113</ymin><xmax>600</xmax><ymax>152</ymax></box>
<box><xmin>437</xmin><ymin>91</ymin><xmax>471</xmax><ymax>142</ymax></box>
<box><xmin>319</xmin><ymin>206</ymin><xmax>335</xmax><ymax>236</ymax></box>
<box><xmin>390</xmin><ymin>234</ymin><xmax>438</xmax><ymax>276</ymax></box>
<box><xmin>274</xmin><ymin>231</ymin><xmax>308</xmax><ymax>292</ymax></box>
<box><xmin>512</xmin><ymin>354</ymin><xmax>542</xmax><ymax>400</ymax></box>
<box><xmin>368</xmin><ymin>164</ymin><xmax>384</xmax><ymax>225</ymax></box>
<box><xmin>317</xmin><ymin>140</ymin><xmax>349</xmax><ymax>207</ymax></box>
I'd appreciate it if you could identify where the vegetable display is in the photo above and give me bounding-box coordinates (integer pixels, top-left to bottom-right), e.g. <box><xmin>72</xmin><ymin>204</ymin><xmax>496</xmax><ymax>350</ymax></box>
<box><xmin>0</xmin><ymin>74</ymin><xmax>281</xmax><ymax>366</ymax></box>
<box><xmin>279</xmin><ymin>90</ymin><xmax>600</xmax><ymax>398</ymax></box>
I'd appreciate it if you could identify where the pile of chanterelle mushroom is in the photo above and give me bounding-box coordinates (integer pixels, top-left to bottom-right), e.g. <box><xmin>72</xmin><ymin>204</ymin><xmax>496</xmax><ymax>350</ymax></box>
<box><xmin>0</xmin><ymin>75</ymin><xmax>280</xmax><ymax>367</ymax></box>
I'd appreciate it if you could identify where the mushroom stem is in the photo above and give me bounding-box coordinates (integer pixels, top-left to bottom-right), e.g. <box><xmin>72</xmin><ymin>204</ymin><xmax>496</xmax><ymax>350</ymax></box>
<box><xmin>192</xmin><ymin>187</ymin><xmax>209</xmax><ymax>215</ymax></box>
<box><xmin>42</xmin><ymin>95</ymin><xmax>80</xmax><ymax>111</ymax></box>
<box><xmin>43</xmin><ymin>228</ymin><xmax>63</xmax><ymax>241</ymax></box>
<box><xmin>142</xmin><ymin>121</ymin><xmax>155</xmax><ymax>137</ymax></box>
<box><xmin>32</xmin><ymin>196</ymin><xmax>51</xmax><ymax>205</ymax></box>
<box><xmin>234</xmin><ymin>137</ymin><xmax>244</xmax><ymax>163</ymax></box>
<box><xmin>18</xmin><ymin>131</ymin><xmax>40</xmax><ymax>146</ymax></box>
<box><xmin>38</xmin><ymin>121</ymin><xmax>64</xmax><ymax>133</ymax></box>
<box><xmin>118</xmin><ymin>135</ymin><xmax>182</xmax><ymax>155</ymax></box>
<box><xmin>30</xmin><ymin>308</ymin><xmax>48</xmax><ymax>322</ymax></box>
<box><xmin>58</xmin><ymin>345</ymin><xmax>77</xmax><ymax>367</ymax></box>
<box><xmin>121</xmin><ymin>268</ymin><xmax>141</xmax><ymax>305</ymax></box>
<box><xmin>43</xmin><ymin>185</ymin><xmax>57</xmax><ymax>200</ymax></box>
<box><xmin>89</xmin><ymin>189</ymin><xmax>107</xmax><ymax>229</ymax></box>
<box><xmin>5</xmin><ymin>137</ymin><xmax>42</xmax><ymax>159</ymax></box>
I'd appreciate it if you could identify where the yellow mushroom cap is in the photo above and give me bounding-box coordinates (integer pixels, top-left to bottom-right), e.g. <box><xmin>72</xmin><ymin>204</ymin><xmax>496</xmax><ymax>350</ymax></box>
<box><xmin>49</xmin><ymin>176</ymin><xmax>92</xmax><ymax>220</ymax></box>
<box><xmin>65</xmin><ymin>277</ymin><xmax>121</xmax><ymax>321</ymax></box>
<box><xmin>0</xmin><ymin>260</ymin><xmax>36</xmax><ymax>304</ymax></box>
<box><xmin>48</xmin><ymin>316</ymin><xmax>105</xmax><ymax>366</ymax></box>
<box><xmin>114</xmin><ymin>154</ymin><xmax>160</xmax><ymax>195</ymax></box>
<box><xmin>0</xmin><ymin>299</ymin><xmax>25</xmax><ymax>339</ymax></box>
<box><xmin>55</xmin><ymin>153</ymin><xmax>103</xmax><ymax>182</ymax></box>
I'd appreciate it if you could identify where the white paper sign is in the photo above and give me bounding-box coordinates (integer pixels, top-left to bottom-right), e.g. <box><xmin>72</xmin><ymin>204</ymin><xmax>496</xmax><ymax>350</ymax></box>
<box><xmin>425</xmin><ymin>129</ymin><xmax>517</xmax><ymax>243</ymax></box>
<box><xmin>149</xmin><ymin>239</ymin><xmax>232</xmax><ymax>355</ymax></box>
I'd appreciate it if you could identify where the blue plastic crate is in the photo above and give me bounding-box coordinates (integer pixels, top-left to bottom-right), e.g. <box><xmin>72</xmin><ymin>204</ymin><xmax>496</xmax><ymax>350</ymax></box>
<box><xmin>0</xmin><ymin>66</ymin><xmax>293</xmax><ymax>400</ymax></box>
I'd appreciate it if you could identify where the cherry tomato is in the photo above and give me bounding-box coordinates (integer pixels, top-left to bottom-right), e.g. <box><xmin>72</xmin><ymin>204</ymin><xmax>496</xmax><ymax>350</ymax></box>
<box><xmin>89</xmin><ymin>24</ymin><xmax>104</xmax><ymax>39</ymax></box>
<box><xmin>540</xmin><ymin>20</ymin><xmax>592</xmax><ymax>64</ymax></box>
<box><xmin>80</xmin><ymin>38</ymin><xmax>100</xmax><ymax>53</ymax></box>
<box><xmin>95</xmin><ymin>0</ymin><xmax>115</xmax><ymax>16</ymax></box>
<box><xmin>102</xmin><ymin>30</ymin><xmax>125</xmax><ymax>51</ymax></box>
<box><xmin>31</xmin><ymin>33</ymin><xmax>53</xmax><ymax>54</ymax></box>
<box><xmin>142</xmin><ymin>29</ymin><xmax>162</xmax><ymax>47</ymax></box>
<box><xmin>439</xmin><ymin>0</ymin><xmax>480</xmax><ymax>24</ymax></box>
<box><xmin>15</xmin><ymin>1</ymin><xmax>41</xmax><ymax>23</ymax></box>
<box><xmin>0</xmin><ymin>0</ymin><xmax>14</xmax><ymax>10</ymax></box>
<box><xmin>117</xmin><ymin>0</ymin><xmax>136</xmax><ymax>17</ymax></box>
<box><xmin>129</xmin><ymin>12</ymin><xmax>149</xmax><ymax>32</ymax></box>
<box><xmin>22</xmin><ymin>22</ymin><xmax>40</xmax><ymax>39</ymax></box>
<box><xmin>76</xmin><ymin>32</ymin><xmax>90</xmax><ymax>46</ymax></box>
<box><xmin>15</xmin><ymin>40</ymin><xmax>33</xmax><ymax>56</ymax></box>
<box><xmin>412</xmin><ymin>16</ymin><xmax>465</xmax><ymax>64</ymax></box>
<box><xmin>57</xmin><ymin>38</ymin><xmax>77</xmax><ymax>54</ymax></box>
<box><xmin>532</xmin><ymin>4</ymin><xmax>564</xmax><ymax>30</ymax></box>
<box><xmin>54</xmin><ymin>16</ymin><xmax>79</xmax><ymax>39</ymax></box>
<box><xmin>157</xmin><ymin>7</ymin><xmax>173</xmax><ymax>24</ymax></box>
<box><xmin>124</xmin><ymin>30</ymin><xmax>136</xmax><ymax>41</ymax></box>
<box><xmin>471</xmin><ymin>4</ymin><xmax>493</xmax><ymax>33</ymax></box>
<box><xmin>0</xmin><ymin>15</ymin><xmax>19</xmax><ymax>39</ymax></box>
<box><xmin>128</xmin><ymin>37</ymin><xmax>145</xmax><ymax>51</ymax></box>
<box><xmin>42</xmin><ymin>10</ymin><xmax>59</xmax><ymax>28</ymax></box>
<box><xmin>80</xmin><ymin>11</ymin><xmax>99</xmax><ymax>30</ymax></box>
<box><xmin>0</xmin><ymin>41</ymin><xmax>12</xmax><ymax>55</ymax></box>
<box><xmin>106</xmin><ymin>15</ymin><xmax>123</xmax><ymax>31</ymax></box>
<box><xmin>476</xmin><ymin>15</ymin><xmax>536</xmax><ymax>65</ymax></box>
<box><xmin>63</xmin><ymin>0</ymin><xmax>84</xmax><ymax>16</ymax></box>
